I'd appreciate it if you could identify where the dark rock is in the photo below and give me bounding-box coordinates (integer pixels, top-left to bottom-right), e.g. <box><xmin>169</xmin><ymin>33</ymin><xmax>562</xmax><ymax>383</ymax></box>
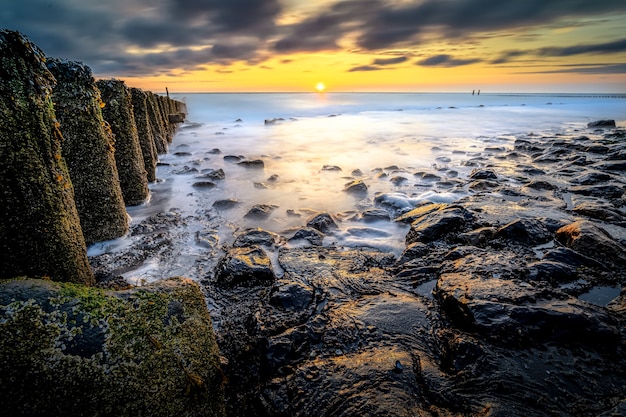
<box><xmin>525</xmin><ymin>180</ymin><xmax>557</xmax><ymax>191</ymax></box>
<box><xmin>223</xmin><ymin>155</ymin><xmax>242</xmax><ymax>162</ymax></box>
<box><xmin>244</xmin><ymin>204</ymin><xmax>278</xmax><ymax>219</ymax></box>
<box><xmin>568</xmin><ymin>184</ymin><xmax>624</xmax><ymax>199</ymax></box>
<box><xmin>216</xmin><ymin>246</ymin><xmax>275</xmax><ymax>287</ymax></box>
<box><xmin>168</xmin><ymin>113</ymin><xmax>185</xmax><ymax>123</ymax></box>
<box><xmin>468</xmin><ymin>179</ymin><xmax>499</xmax><ymax>191</ymax></box>
<box><xmin>47</xmin><ymin>59</ymin><xmax>128</xmax><ymax>245</ymax></box>
<box><xmin>495</xmin><ymin>218</ymin><xmax>553</xmax><ymax>246</ymax></box>
<box><xmin>212</xmin><ymin>199</ymin><xmax>240</xmax><ymax>210</ymax></box>
<box><xmin>592</xmin><ymin>160</ymin><xmax>626</xmax><ymax>171</ymax></box>
<box><xmin>306</xmin><ymin>213</ymin><xmax>339</xmax><ymax>233</ymax></box>
<box><xmin>233</xmin><ymin>228</ymin><xmax>283</xmax><ymax>248</ymax></box>
<box><xmin>269</xmin><ymin>280</ymin><xmax>315</xmax><ymax>311</ymax></box>
<box><xmin>97</xmin><ymin>78</ymin><xmax>149</xmax><ymax>206</ymax></box>
<box><xmin>192</xmin><ymin>181</ymin><xmax>216</xmax><ymax>189</ymax></box>
<box><xmin>587</xmin><ymin>120</ymin><xmax>616</xmax><ymax>128</ymax></box>
<box><xmin>405</xmin><ymin>205</ymin><xmax>474</xmax><ymax>244</ymax></box>
<box><xmin>573</xmin><ymin>202</ymin><xmax>626</xmax><ymax>224</ymax></box>
<box><xmin>238</xmin><ymin>159</ymin><xmax>264</xmax><ymax>169</ymax></box>
<box><xmin>289</xmin><ymin>227</ymin><xmax>325</xmax><ymax>246</ymax></box>
<box><xmin>571</xmin><ymin>171</ymin><xmax>612</xmax><ymax>185</ymax></box>
<box><xmin>555</xmin><ymin>220</ymin><xmax>626</xmax><ymax>267</ymax></box>
<box><xmin>197</xmin><ymin>168</ymin><xmax>226</xmax><ymax>180</ymax></box>
<box><xmin>0</xmin><ymin>277</ymin><xmax>225</xmax><ymax>416</ymax></box>
<box><xmin>584</xmin><ymin>143</ymin><xmax>610</xmax><ymax>154</ymax></box>
<box><xmin>394</xmin><ymin>203</ymin><xmax>447</xmax><ymax>224</ymax></box>
<box><xmin>360</xmin><ymin>208</ymin><xmax>391</xmax><ymax>222</ymax></box>
<box><xmin>321</xmin><ymin>165</ymin><xmax>342</xmax><ymax>172</ymax></box>
<box><xmin>343</xmin><ymin>179</ymin><xmax>368</xmax><ymax>195</ymax></box>
<box><xmin>0</xmin><ymin>30</ymin><xmax>94</xmax><ymax>285</ymax></box>
<box><xmin>457</xmin><ymin>227</ymin><xmax>497</xmax><ymax>247</ymax></box>
<box><xmin>469</xmin><ymin>168</ymin><xmax>498</xmax><ymax>180</ymax></box>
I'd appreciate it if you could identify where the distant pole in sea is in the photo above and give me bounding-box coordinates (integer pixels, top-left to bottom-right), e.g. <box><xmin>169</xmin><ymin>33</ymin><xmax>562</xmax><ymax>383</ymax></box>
<box><xmin>166</xmin><ymin>86</ymin><xmax>170</xmax><ymax>99</ymax></box>
<box><xmin>478</xmin><ymin>90</ymin><xmax>480</xmax><ymax>95</ymax></box>
<box><xmin>472</xmin><ymin>90</ymin><xmax>475</xmax><ymax>95</ymax></box>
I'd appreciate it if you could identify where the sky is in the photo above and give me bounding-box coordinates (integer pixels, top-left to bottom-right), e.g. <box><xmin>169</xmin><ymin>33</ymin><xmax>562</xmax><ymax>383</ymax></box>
<box><xmin>2</xmin><ymin>0</ymin><xmax>626</xmax><ymax>93</ymax></box>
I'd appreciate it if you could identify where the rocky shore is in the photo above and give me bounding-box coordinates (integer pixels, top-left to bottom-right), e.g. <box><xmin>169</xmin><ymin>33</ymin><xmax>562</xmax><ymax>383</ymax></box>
<box><xmin>1</xmin><ymin>29</ymin><xmax>626</xmax><ymax>416</ymax></box>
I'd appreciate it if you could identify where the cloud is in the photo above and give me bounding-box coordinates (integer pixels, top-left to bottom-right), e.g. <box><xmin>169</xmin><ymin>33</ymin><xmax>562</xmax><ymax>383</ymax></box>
<box><xmin>493</xmin><ymin>38</ymin><xmax>626</xmax><ymax>63</ymax></box>
<box><xmin>0</xmin><ymin>0</ymin><xmax>281</xmax><ymax>76</ymax></box>
<box><xmin>416</xmin><ymin>54</ymin><xmax>481</xmax><ymax>67</ymax></box>
<box><xmin>348</xmin><ymin>65</ymin><xmax>383</xmax><ymax>72</ymax></box>
<box><xmin>524</xmin><ymin>63</ymin><xmax>626</xmax><ymax>74</ymax></box>
<box><xmin>372</xmin><ymin>56</ymin><xmax>408</xmax><ymax>66</ymax></box>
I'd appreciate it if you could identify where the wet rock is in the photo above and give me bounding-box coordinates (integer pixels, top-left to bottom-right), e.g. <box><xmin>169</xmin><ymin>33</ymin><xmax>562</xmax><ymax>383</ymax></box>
<box><xmin>343</xmin><ymin>179</ymin><xmax>368</xmax><ymax>195</ymax></box>
<box><xmin>568</xmin><ymin>184</ymin><xmax>624</xmax><ymax>199</ymax></box>
<box><xmin>573</xmin><ymin>202</ymin><xmax>626</xmax><ymax>224</ymax></box>
<box><xmin>223</xmin><ymin>155</ymin><xmax>242</xmax><ymax>162</ymax></box>
<box><xmin>192</xmin><ymin>181</ymin><xmax>216</xmax><ymax>189</ymax></box>
<box><xmin>130</xmin><ymin>88</ymin><xmax>158</xmax><ymax>182</ymax></box>
<box><xmin>97</xmin><ymin>78</ymin><xmax>149</xmax><ymax>206</ymax></box>
<box><xmin>213</xmin><ymin>199</ymin><xmax>240</xmax><ymax>210</ymax></box>
<box><xmin>587</xmin><ymin>120</ymin><xmax>616</xmax><ymax>128</ymax></box>
<box><xmin>269</xmin><ymin>280</ymin><xmax>314</xmax><ymax>311</ymax></box>
<box><xmin>244</xmin><ymin>204</ymin><xmax>278</xmax><ymax>219</ymax></box>
<box><xmin>525</xmin><ymin>180</ymin><xmax>557</xmax><ymax>191</ymax></box>
<box><xmin>469</xmin><ymin>168</ymin><xmax>498</xmax><ymax>180</ymax></box>
<box><xmin>306</xmin><ymin>213</ymin><xmax>339</xmax><ymax>233</ymax></box>
<box><xmin>0</xmin><ymin>277</ymin><xmax>225</xmax><ymax>416</ymax></box>
<box><xmin>0</xmin><ymin>30</ymin><xmax>93</xmax><ymax>285</ymax></box>
<box><xmin>405</xmin><ymin>205</ymin><xmax>474</xmax><ymax>244</ymax></box>
<box><xmin>321</xmin><ymin>165</ymin><xmax>342</xmax><ymax>172</ymax></box>
<box><xmin>571</xmin><ymin>171</ymin><xmax>612</xmax><ymax>185</ymax></box>
<box><xmin>238</xmin><ymin>159</ymin><xmax>265</xmax><ymax>169</ymax></box>
<box><xmin>394</xmin><ymin>203</ymin><xmax>447</xmax><ymax>224</ymax></box>
<box><xmin>360</xmin><ymin>208</ymin><xmax>390</xmax><ymax>222</ymax></box>
<box><xmin>593</xmin><ymin>160</ymin><xmax>626</xmax><ymax>171</ymax></box>
<box><xmin>495</xmin><ymin>218</ymin><xmax>553</xmax><ymax>246</ymax></box>
<box><xmin>216</xmin><ymin>246</ymin><xmax>275</xmax><ymax>287</ymax></box>
<box><xmin>555</xmin><ymin>220</ymin><xmax>626</xmax><ymax>267</ymax></box>
<box><xmin>468</xmin><ymin>179</ymin><xmax>499</xmax><ymax>191</ymax></box>
<box><xmin>234</xmin><ymin>228</ymin><xmax>283</xmax><ymax>248</ymax></box>
<box><xmin>46</xmin><ymin>59</ymin><xmax>128</xmax><ymax>245</ymax></box>
<box><xmin>289</xmin><ymin>227</ymin><xmax>325</xmax><ymax>246</ymax></box>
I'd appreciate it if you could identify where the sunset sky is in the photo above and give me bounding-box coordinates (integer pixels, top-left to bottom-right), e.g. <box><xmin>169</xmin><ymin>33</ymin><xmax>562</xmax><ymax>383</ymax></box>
<box><xmin>2</xmin><ymin>0</ymin><xmax>626</xmax><ymax>93</ymax></box>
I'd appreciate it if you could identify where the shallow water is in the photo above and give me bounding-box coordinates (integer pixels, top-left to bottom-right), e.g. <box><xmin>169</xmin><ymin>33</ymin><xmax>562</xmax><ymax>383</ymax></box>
<box><xmin>89</xmin><ymin>92</ymin><xmax>626</xmax><ymax>282</ymax></box>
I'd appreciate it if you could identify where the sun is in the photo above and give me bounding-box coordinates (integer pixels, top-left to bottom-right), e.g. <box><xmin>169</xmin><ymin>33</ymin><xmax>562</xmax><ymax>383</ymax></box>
<box><xmin>315</xmin><ymin>82</ymin><xmax>326</xmax><ymax>92</ymax></box>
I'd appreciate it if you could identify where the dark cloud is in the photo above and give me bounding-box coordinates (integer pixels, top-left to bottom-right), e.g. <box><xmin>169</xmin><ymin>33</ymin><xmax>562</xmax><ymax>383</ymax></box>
<box><xmin>526</xmin><ymin>63</ymin><xmax>626</xmax><ymax>74</ymax></box>
<box><xmin>348</xmin><ymin>65</ymin><xmax>383</xmax><ymax>72</ymax></box>
<box><xmin>0</xmin><ymin>0</ymin><xmax>281</xmax><ymax>76</ymax></box>
<box><xmin>417</xmin><ymin>54</ymin><xmax>481</xmax><ymax>67</ymax></box>
<box><xmin>493</xmin><ymin>38</ymin><xmax>626</xmax><ymax>63</ymax></box>
<box><xmin>372</xmin><ymin>56</ymin><xmax>408</xmax><ymax>65</ymax></box>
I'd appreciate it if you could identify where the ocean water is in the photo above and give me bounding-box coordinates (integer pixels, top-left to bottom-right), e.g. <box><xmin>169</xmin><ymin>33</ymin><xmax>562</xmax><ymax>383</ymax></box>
<box><xmin>89</xmin><ymin>93</ymin><xmax>626</xmax><ymax>282</ymax></box>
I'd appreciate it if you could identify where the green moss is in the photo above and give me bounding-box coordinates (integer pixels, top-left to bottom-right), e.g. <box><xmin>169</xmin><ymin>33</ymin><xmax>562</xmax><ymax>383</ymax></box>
<box><xmin>0</xmin><ymin>277</ymin><xmax>225</xmax><ymax>417</ymax></box>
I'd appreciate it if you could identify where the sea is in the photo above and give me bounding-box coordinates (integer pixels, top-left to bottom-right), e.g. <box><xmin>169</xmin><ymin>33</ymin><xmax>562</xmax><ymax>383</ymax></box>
<box><xmin>88</xmin><ymin>92</ymin><xmax>626</xmax><ymax>284</ymax></box>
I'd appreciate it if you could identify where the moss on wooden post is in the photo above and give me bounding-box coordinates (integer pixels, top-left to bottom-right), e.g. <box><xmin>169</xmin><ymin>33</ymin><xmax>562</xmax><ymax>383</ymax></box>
<box><xmin>96</xmin><ymin>79</ymin><xmax>149</xmax><ymax>206</ymax></box>
<box><xmin>47</xmin><ymin>59</ymin><xmax>128</xmax><ymax>244</ymax></box>
<box><xmin>146</xmin><ymin>92</ymin><xmax>168</xmax><ymax>154</ymax></box>
<box><xmin>0</xmin><ymin>30</ymin><xmax>94</xmax><ymax>285</ymax></box>
<box><xmin>130</xmin><ymin>87</ymin><xmax>158</xmax><ymax>182</ymax></box>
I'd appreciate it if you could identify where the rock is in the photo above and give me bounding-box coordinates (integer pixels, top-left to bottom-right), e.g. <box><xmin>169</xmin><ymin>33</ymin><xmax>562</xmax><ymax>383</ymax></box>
<box><xmin>238</xmin><ymin>159</ymin><xmax>265</xmax><ymax>169</ymax></box>
<box><xmin>343</xmin><ymin>179</ymin><xmax>368</xmax><ymax>195</ymax></box>
<box><xmin>97</xmin><ymin>78</ymin><xmax>149</xmax><ymax>206</ymax></box>
<box><xmin>573</xmin><ymin>202</ymin><xmax>626</xmax><ymax>224</ymax></box>
<box><xmin>587</xmin><ymin>120</ymin><xmax>616</xmax><ymax>128</ymax></box>
<box><xmin>0</xmin><ymin>30</ymin><xmax>94</xmax><ymax>285</ymax></box>
<box><xmin>306</xmin><ymin>213</ymin><xmax>339</xmax><ymax>233</ymax></box>
<box><xmin>571</xmin><ymin>171</ymin><xmax>612</xmax><ymax>185</ymax></box>
<box><xmin>168</xmin><ymin>113</ymin><xmax>185</xmax><ymax>123</ymax></box>
<box><xmin>244</xmin><ymin>204</ymin><xmax>278</xmax><ymax>219</ymax></box>
<box><xmin>130</xmin><ymin>88</ymin><xmax>158</xmax><ymax>182</ymax></box>
<box><xmin>525</xmin><ymin>180</ymin><xmax>557</xmax><ymax>191</ymax></box>
<box><xmin>289</xmin><ymin>227</ymin><xmax>325</xmax><ymax>246</ymax></box>
<box><xmin>0</xmin><ymin>277</ymin><xmax>225</xmax><ymax>416</ymax></box>
<box><xmin>555</xmin><ymin>220</ymin><xmax>626</xmax><ymax>267</ymax></box>
<box><xmin>215</xmin><ymin>246</ymin><xmax>275</xmax><ymax>287</ymax></box>
<box><xmin>405</xmin><ymin>205</ymin><xmax>474</xmax><ymax>244</ymax></box>
<box><xmin>269</xmin><ymin>280</ymin><xmax>315</xmax><ymax>311</ymax></box>
<box><xmin>212</xmin><ymin>199</ymin><xmax>240</xmax><ymax>210</ymax></box>
<box><xmin>495</xmin><ymin>218</ymin><xmax>553</xmax><ymax>246</ymax></box>
<box><xmin>192</xmin><ymin>181</ymin><xmax>216</xmax><ymax>189</ymax></box>
<box><xmin>469</xmin><ymin>168</ymin><xmax>498</xmax><ymax>180</ymax></box>
<box><xmin>46</xmin><ymin>59</ymin><xmax>128</xmax><ymax>245</ymax></box>
<box><xmin>360</xmin><ymin>208</ymin><xmax>390</xmax><ymax>222</ymax></box>
<box><xmin>233</xmin><ymin>228</ymin><xmax>283</xmax><ymax>248</ymax></box>
<box><xmin>568</xmin><ymin>184</ymin><xmax>625</xmax><ymax>199</ymax></box>
<box><xmin>198</xmin><ymin>169</ymin><xmax>226</xmax><ymax>181</ymax></box>
<box><xmin>394</xmin><ymin>203</ymin><xmax>447</xmax><ymax>224</ymax></box>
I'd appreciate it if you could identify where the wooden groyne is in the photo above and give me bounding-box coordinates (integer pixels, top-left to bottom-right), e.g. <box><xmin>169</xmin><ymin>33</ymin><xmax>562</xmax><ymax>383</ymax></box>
<box><xmin>0</xmin><ymin>29</ymin><xmax>186</xmax><ymax>284</ymax></box>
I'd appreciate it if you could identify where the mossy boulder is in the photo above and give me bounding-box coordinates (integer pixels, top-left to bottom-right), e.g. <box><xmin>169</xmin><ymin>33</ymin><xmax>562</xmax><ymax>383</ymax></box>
<box><xmin>47</xmin><ymin>59</ymin><xmax>128</xmax><ymax>245</ymax></box>
<box><xmin>0</xmin><ymin>276</ymin><xmax>225</xmax><ymax>417</ymax></box>
<box><xmin>96</xmin><ymin>79</ymin><xmax>149</xmax><ymax>206</ymax></box>
<box><xmin>0</xmin><ymin>29</ymin><xmax>94</xmax><ymax>285</ymax></box>
<box><xmin>130</xmin><ymin>88</ymin><xmax>158</xmax><ymax>182</ymax></box>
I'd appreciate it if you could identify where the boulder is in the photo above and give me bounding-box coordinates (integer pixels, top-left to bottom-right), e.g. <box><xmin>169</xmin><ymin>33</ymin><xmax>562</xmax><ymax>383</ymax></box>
<box><xmin>343</xmin><ymin>179</ymin><xmax>368</xmax><ymax>195</ymax></box>
<box><xmin>0</xmin><ymin>30</ymin><xmax>94</xmax><ymax>285</ymax></box>
<box><xmin>215</xmin><ymin>246</ymin><xmax>275</xmax><ymax>287</ymax></box>
<box><xmin>306</xmin><ymin>212</ymin><xmax>339</xmax><ymax>233</ymax></box>
<box><xmin>587</xmin><ymin>120</ymin><xmax>616</xmax><ymax>128</ymax></box>
<box><xmin>405</xmin><ymin>205</ymin><xmax>474</xmax><ymax>244</ymax></box>
<box><xmin>47</xmin><ymin>59</ymin><xmax>128</xmax><ymax>245</ymax></box>
<box><xmin>0</xmin><ymin>277</ymin><xmax>225</xmax><ymax>417</ymax></box>
<box><xmin>555</xmin><ymin>220</ymin><xmax>626</xmax><ymax>267</ymax></box>
<box><xmin>495</xmin><ymin>218</ymin><xmax>553</xmax><ymax>246</ymax></box>
<box><xmin>97</xmin><ymin>78</ymin><xmax>149</xmax><ymax>206</ymax></box>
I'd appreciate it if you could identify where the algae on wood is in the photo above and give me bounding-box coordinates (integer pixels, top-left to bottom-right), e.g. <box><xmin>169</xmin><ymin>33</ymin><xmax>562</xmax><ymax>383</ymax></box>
<box><xmin>130</xmin><ymin>88</ymin><xmax>158</xmax><ymax>182</ymax></box>
<box><xmin>0</xmin><ymin>30</ymin><xmax>94</xmax><ymax>285</ymax></box>
<box><xmin>0</xmin><ymin>277</ymin><xmax>225</xmax><ymax>417</ymax></box>
<box><xmin>47</xmin><ymin>59</ymin><xmax>128</xmax><ymax>244</ymax></box>
<box><xmin>96</xmin><ymin>79</ymin><xmax>149</xmax><ymax>206</ymax></box>
<box><xmin>146</xmin><ymin>92</ymin><xmax>168</xmax><ymax>154</ymax></box>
